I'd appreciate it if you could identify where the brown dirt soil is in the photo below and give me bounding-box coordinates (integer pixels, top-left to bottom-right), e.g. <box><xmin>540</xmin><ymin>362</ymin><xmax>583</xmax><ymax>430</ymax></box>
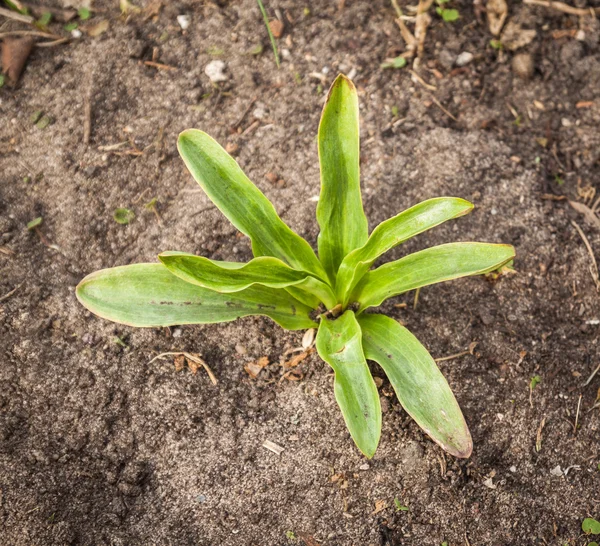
<box><xmin>1</xmin><ymin>1</ymin><xmax>600</xmax><ymax>545</ymax></box>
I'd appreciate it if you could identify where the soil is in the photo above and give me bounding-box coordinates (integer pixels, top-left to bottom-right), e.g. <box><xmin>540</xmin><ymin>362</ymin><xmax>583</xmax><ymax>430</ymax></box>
<box><xmin>1</xmin><ymin>1</ymin><xmax>600</xmax><ymax>545</ymax></box>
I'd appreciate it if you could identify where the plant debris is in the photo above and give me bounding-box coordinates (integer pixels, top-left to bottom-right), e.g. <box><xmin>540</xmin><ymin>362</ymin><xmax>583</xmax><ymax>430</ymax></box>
<box><xmin>1</xmin><ymin>37</ymin><xmax>34</xmax><ymax>86</ymax></box>
<box><xmin>244</xmin><ymin>356</ymin><xmax>269</xmax><ymax>379</ymax></box>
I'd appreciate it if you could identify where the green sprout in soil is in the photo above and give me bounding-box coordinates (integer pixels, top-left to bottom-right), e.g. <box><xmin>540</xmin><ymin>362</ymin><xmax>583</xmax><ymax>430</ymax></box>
<box><xmin>256</xmin><ymin>0</ymin><xmax>280</xmax><ymax>68</ymax></box>
<box><xmin>583</xmin><ymin>518</ymin><xmax>600</xmax><ymax>535</ymax></box>
<box><xmin>436</xmin><ymin>0</ymin><xmax>459</xmax><ymax>22</ymax></box>
<box><xmin>113</xmin><ymin>207</ymin><xmax>135</xmax><ymax>225</ymax></box>
<box><xmin>77</xmin><ymin>75</ymin><xmax>515</xmax><ymax>458</ymax></box>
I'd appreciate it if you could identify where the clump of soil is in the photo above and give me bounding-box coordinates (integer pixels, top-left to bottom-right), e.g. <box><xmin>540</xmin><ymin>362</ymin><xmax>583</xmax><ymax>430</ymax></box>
<box><xmin>1</xmin><ymin>1</ymin><xmax>599</xmax><ymax>545</ymax></box>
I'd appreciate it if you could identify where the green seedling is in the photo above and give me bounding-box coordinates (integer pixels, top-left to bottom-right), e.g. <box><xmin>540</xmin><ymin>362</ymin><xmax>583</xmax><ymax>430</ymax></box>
<box><xmin>436</xmin><ymin>0</ymin><xmax>459</xmax><ymax>22</ymax></box>
<box><xmin>256</xmin><ymin>0</ymin><xmax>280</xmax><ymax>68</ymax></box>
<box><xmin>583</xmin><ymin>518</ymin><xmax>600</xmax><ymax>535</ymax></box>
<box><xmin>113</xmin><ymin>207</ymin><xmax>135</xmax><ymax>225</ymax></box>
<box><xmin>77</xmin><ymin>75</ymin><xmax>515</xmax><ymax>458</ymax></box>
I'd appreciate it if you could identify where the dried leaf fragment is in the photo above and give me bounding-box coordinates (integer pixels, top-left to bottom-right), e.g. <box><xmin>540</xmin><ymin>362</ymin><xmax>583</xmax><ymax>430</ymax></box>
<box><xmin>174</xmin><ymin>354</ymin><xmax>185</xmax><ymax>371</ymax></box>
<box><xmin>1</xmin><ymin>37</ymin><xmax>34</xmax><ymax>86</ymax></box>
<box><xmin>88</xmin><ymin>19</ymin><xmax>109</xmax><ymax>37</ymax></box>
<box><xmin>500</xmin><ymin>21</ymin><xmax>536</xmax><ymax>51</ymax></box>
<box><xmin>372</xmin><ymin>499</ymin><xmax>388</xmax><ymax>514</ymax></box>
<box><xmin>487</xmin><ymin>0</ymin><xmax>508</xmax><ymax>36</ymax></box>
<box><xmin>245</xmin><ymin>356</ymin><xmax>269</xmax><ymax>378</ymax></box>
<box><xmin>268</xmin><ymin>19</ymin><xmax>284</xmax><ymax>38</ymax></box>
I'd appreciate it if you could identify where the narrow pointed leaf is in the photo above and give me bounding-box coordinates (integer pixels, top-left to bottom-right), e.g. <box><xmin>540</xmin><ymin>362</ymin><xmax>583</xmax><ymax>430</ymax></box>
<box><xmin>316</xmin><ymin>310</ymin><xmax>381</xmax><ymax>458</ymax></box>
<box><xmin>159</xmin><ymin>252</ymin><xmax>337</xmax><ymax>309</ymax></box>
<box><xmin>353</xmin><ymin>242</ymin><xmax>515</xmax><ymax>310</ymax></box>
<box><xmin>336</xmin><ymin>197</ymin><xmax>474</xmax><ymax>303</ymax></box>
<box><xmin>77</xmin><ymin>263</ymin><xmax>317</xmax><ymax>331</ymax></box>
<box><xmin>358</xmin><ymin>313</ymin><xmax>472</xmax><ymax>458</ymax></box>
<box><xmin>178</xmin><ymin>129</ymin><xmax>327</xmax><ymax>281</ymax></box>
<box><xmin>317</xmin><ymin>74</ymin><xmax>368</xmax><ymax>281</ymax></box>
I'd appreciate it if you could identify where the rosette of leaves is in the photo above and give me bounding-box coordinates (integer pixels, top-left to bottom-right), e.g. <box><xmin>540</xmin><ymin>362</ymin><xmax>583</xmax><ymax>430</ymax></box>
<box><xmin>77</xmin><ymin>75</ymin><xmax>515</xmax><ymax>458</ymax></box>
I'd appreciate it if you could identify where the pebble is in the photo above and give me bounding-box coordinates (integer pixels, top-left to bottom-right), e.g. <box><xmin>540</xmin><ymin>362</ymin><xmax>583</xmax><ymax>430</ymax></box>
<box><xmin>205</xmin><ymin>60</ymin><xmax>228</xmax><ymax>83</ymax></box>
<box><xmin>509</xmin><ymin>465</ymin><xmax>517</xmax><ymax>473</ymax></box>
<box><xmin>359</xmin><ymin>463</ymin><xmax>370</xmax><ymax>470</ymax></box>
<box><xmin>512</xmin><ymin>53</ymin><xmax>534</xmax><ymax>80</ymax></box>
<box><xmin>177</xmin><ymin>14</ymin><xmax>191</xmax><ymax>30</ymax></box>
<box><xmin>172</xmin><ymin>328</ymin><xmax>182</xmax><ymax>338</ymax></box>
<box><xmin>456</xmin><ymin>51</ymin><xmax>474</xmax><ymax>67</ymax></box>
<box><xmin>550</xmin><ymin>465</ymin><xmax>563</xmax><ymax>476</ymax></box>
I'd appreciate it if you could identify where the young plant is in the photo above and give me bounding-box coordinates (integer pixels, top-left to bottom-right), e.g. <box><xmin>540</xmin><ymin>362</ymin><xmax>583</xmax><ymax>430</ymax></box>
<box><xmin>77</xmin><ymin>75</ymin><xmax>515</xmax><ymax>459</ymax></box>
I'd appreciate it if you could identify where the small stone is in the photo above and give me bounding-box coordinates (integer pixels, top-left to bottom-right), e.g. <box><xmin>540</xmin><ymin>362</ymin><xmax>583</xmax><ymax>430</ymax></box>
<box><xmin>177</xmin><ymin>14</ymin><xmax>191</xmax><ymax>30</ymax></box>
<box><xmin>438</xmin><ymin>50</ymin><xmax>455</xmax><ymax>69</ymax></box>
<box><xmin>359</xmin><ymin>463</ymin><xmax>370</xmax><ymax>470</ymax></box>
<box><xmin>550</xmin><ymin>465</ymin><xmax>563</xmax><ymax>476</ymax></box>
<box><xmin>172</xmin><ymin>328</ymin><xmax>182</xmax><ymax>338</ymax></box>
<box><xmin>253</xmin><ymin>105</ymin><xmax>266</xmax><ymax>119</ymax></box>
<box><xmin>204</xmin><ymin>60</ymin><xmax>227</xmax><ymax>83</ymax></box>
<box><xmin>456</xmin><ymin>51</ymin><xmax>474</xmax><ymax>66</ymax></box>
<box><xmin>561</xmin><ymin>118</ymin><xmax>572</xmax><ymax>127</ymax></box>
<box><xmin>509</xmin><ymin>465</ymin><xmax>517</xmax><ymax>473</ymax></box>
<box><xmin>235</xmin><ymin>344</ymin><xmax>247</xmax><ymax>355</ymax></box>
<box><xmin>512</xmin><ymin>53</ymin><xmax>534</xmax><ymax>80</ymax></box>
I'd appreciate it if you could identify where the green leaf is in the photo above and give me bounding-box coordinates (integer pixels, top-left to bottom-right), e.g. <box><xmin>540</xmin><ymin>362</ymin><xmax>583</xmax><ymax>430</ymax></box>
<box><xmin>353</xmin><ymin>242</ymin><xmax>515</xmax><ymax>311</ymax></box>
<box><xmin>437</xmin><ymin>7</ymin><xmax>459</xmax><ymax>21</ymax></box>
<box><xmin>317</xmin><ymin>74</ymin><xmax>368</xmax><ymax>282</ymax></box>
<box><xmin>256</xmin><ymin>0</ymin><xmax>280</xmax><ymax>68</ymax></box>
<box><xmin>78</xmin><ymin>7</ymin><xmax>91</xmax><ymax>20</ymax></box>
<box><xmin>358</xmin><ymin>313</ymin><xmax>472</xmax><ymax>458</ymax></box>
<box><xmin>336</xmin><ymin>197</ymin><xmax>474</xmax><ymax>303</ymax></box>
<box><xmin>76</xmin><ymin>263</ymin><xmax>317</xmax><ymax>331</ymax></box>
<box><xmin>178</xmin><ymin>130</ymin><xmax>327</xmax><ymax>282</ymax></box>
<box><xmin>159</xmin><ymin>252</ymin><xmax>336</xmax><ymax>309</ymax></box>
<box><xmin>37</xmin><ymin>11</ymin><xmax>52</xmax><ymax>26</ymax></box>
<box><xmin>394</xmin><ymin>498</ymin><xmax>409</xmax><ymax>511</ymax></box>
<box><xmin>27</xmin><ymin>217</ymin><xmax>43</xmax><ymax>230</ymax></box>
<box><xmin>583</xmin><ymin>518</ymin><xmax>600</xmax><ymax>535</ymax></box>
<box><xmin>0</xmin><ymin>74</ymin><xmax>5</xmax><ymax>88</ymax></box>
<box><xmin>381</xmin><ymin>56</ymin><xmax>407</xmax><ymax>69</ymax></box>
<box><xmin>530</xmin><ymin>375</ymin><xmax>541</xmax><ymax>390</ymax></box>
<box><xmin>113</xmin><ymin>208</ymin><xmax>135</xmax><ymax>224</ymax></box>
<box><xmin>316</xmin><ymin>310</ymin><xmax>381</xmax><ymax>457</ymax></box>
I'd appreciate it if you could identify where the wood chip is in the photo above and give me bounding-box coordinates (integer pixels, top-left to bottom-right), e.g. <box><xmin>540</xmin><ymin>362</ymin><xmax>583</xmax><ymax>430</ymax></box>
<box><xmin>245</xmin><ymin>356</ymin><xmax>269</xmax><ymax>378</ymax></box>
<box><xmin>576</xmin><ymin>101</ymin><xmax>594</xmax><ymax>109</ymax></box>
<box><xmin>262</xmin><ymin>439</ymin><xmax>284</xmax><ymax>455</ymax></box>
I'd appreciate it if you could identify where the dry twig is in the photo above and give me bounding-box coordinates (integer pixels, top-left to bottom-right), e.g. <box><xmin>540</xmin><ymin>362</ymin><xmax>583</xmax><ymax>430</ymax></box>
<box><xmin>149</xmin><ymin>351</ymin><xmax>217</xmax><ymax>384</ymax></box>
<box><xmin>524</xmin><ymin>0</ymin><xmax>600</xmax><ymax>16</ymax></box>
<box><xmin>571</xmin><ymin>220</ymin><xmax>599</xmax><ymax>291</ymax></box>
